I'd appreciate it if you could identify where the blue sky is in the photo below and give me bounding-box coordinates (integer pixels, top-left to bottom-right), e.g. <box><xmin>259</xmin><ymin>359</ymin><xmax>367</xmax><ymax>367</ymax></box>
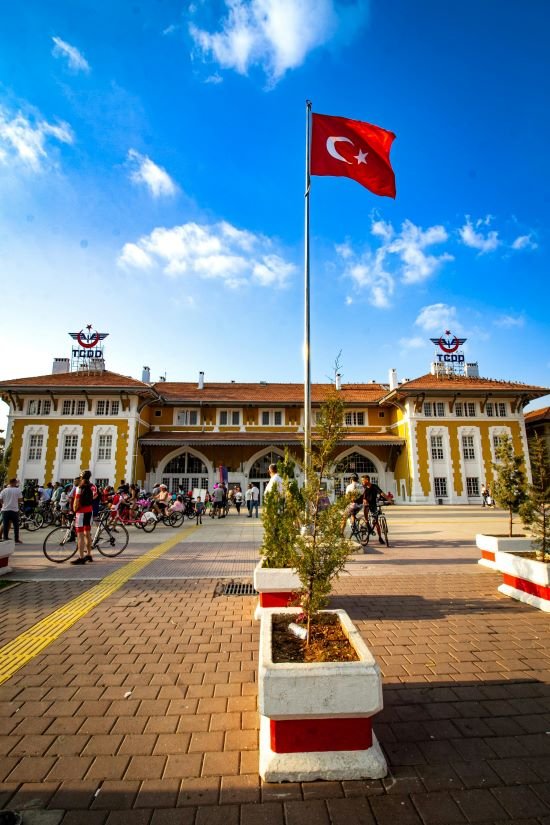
<box><xmin>1</xmin><ymin>0</ymin><xmax>549</xmax><ymax>430</ymax></box>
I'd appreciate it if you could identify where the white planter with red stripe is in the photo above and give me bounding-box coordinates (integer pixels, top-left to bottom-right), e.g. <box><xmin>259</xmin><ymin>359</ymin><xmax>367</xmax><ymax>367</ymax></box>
<box><xmin>496</xmin><ymin>550</ymin><xmax>550</xmax><ymax>612</ymax></box>
<box><xmin>258</xmin><ymin>607</ymin><xmax>387</xmax><ymax>782</ymax></box>
<box><xmin>253</xmin><ymin>561</ymin><xmax>301</xmax><ymax>620</ymax></box>
<box><xmin>476</xmin><ymin>533</ymin><xmax>531</xmax><ymax>569</ymax></box>
<box><xmin>0</xmin><ymin>539</ymin><xmax>15</xmax><ymax>576</ymax></box>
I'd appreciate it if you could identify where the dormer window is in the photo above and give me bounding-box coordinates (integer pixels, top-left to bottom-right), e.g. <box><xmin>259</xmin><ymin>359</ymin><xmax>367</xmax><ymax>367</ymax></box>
<box><xmin>344</xmin><ymin>411</ymin><xmax>365</xmax><ymax>426</ymax></box>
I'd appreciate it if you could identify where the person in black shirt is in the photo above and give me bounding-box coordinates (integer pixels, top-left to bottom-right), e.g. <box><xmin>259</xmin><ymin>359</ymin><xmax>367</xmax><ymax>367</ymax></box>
<box><xmin>361</xmin><ymin>475</ymin><xmax>389</xmax><ymax>545</ymax></box>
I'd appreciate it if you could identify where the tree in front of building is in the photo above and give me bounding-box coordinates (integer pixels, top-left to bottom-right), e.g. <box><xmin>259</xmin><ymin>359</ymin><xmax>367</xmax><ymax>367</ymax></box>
<box><xmin>492</xmin><ymin>434</ymin><xmax>528</xmax><ymax>538</ymax></box>
<box><xmin>260</xmin><ymin>450</ymin><xmax>302</xmax><ymax>569</ymax></box>
<box><xmin>520</xmin><ymin>434</ymin><xmax>550</xmax><ymax>562</ymax></box>
<box><xmin>0</xmin><ymin>439</ymin><xmax>11</xmax><ymax>490</ymax></box>
<box><xmin>292</xmin><ymin>391</ymin><xmax>352</xmax><ymax>643</ymax></box>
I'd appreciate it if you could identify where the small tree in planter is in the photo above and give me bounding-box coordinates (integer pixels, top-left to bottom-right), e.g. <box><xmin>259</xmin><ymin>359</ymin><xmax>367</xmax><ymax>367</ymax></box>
<box><xmin>520</xmin><ymin>434</ymin><xmax>550</xmax><ymax>562</ymax></box>
<box><xmin>492</xmin><ymin>434</ymin><xmax>528</xmax><ymax>537</ymax></box>
<box><xmin>291</xmin><ymin>391</ymin><xmax>352</xmax><ymax>643</ymax></box>
<box><xmin>260</xmin><ymin>450</ymin><xmax>302</xmax><ymax>569</ymax></box>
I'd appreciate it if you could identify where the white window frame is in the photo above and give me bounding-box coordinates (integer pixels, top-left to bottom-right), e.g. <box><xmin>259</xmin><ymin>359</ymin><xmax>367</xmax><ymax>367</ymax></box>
<box><xmin>28</xmin><ymin>399</ymin><xmax>50</xmax><ymax>416</ymax></box>
<box><xmin>218</xmin><ymin>409</ymin><xmax>241</xmax><ymax>426</ymax></box>
<box><xmin>176</xmin><ymin>409</ymin><xmax>199</xmax><ymax>426</ymax></box>
<box><xmin>27</xmin><ymin>434</ymin><xmax>43</xmax><ymax>462</ymax></box>
<box><xmin>62</xmin><ymin>399</ymin><xmax>86</xmax><ymax>416</ymax></box>
<box><xmin>259</xmin><ymin>409</ymin><xmax>285</xmax><ymax>426</ymax></box>
<box><xmin>97</xmin><ymin>434</ymin><xmax>113</xmax><ymax>461</ymax></box>
<box><xmin>434</xmin><ymin>477</ymin><xmax>448</xmax><ymax>498</ymax></box>
<box><xmin>344</xmin><ymin>411</ymin><xmax>366</xmax><ymax>427</ymax></box>
<box><xmin>110</xmin><ymin>400</ymin><xmax>120</xmax><ymax>416</ymax></box>
<box><xmin>455</xmin><ymin>402</ymin><xmax>476</xmax><ymax>417</ymax></box>
<box><xmin>424</xmin><ymin>402</ymin><xmax>446</xmax><ymax>417</ymax></box>
<box><xmin>462</xmin><ymin>435</ymin><xmax>476</xmax><ymax>461</ymax></box>
<box><xmin>486</xmin><ymin>401</ymin><xmax>507</xmax><ymax>418</ymax></box>
<box><xmin>430</xmin><ymin>435</ymin><xmax>444</xmax><ymax>461</ymax></box>
<box><xmin>466</xmin><ymin>477</ymin><xmax>480</xmax><ymax>496</ymax></box>
<box><xmin>63</xmin><ymin>434</ymin><xmax>79</xmax><ymax>462</ymax></box>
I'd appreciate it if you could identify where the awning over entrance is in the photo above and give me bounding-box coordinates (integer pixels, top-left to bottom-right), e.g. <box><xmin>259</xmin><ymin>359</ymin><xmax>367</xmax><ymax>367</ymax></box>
<box><xmin>139</xmin><ymin>431</ymin><xmax>406</xmax><ymax>448</ymax></box>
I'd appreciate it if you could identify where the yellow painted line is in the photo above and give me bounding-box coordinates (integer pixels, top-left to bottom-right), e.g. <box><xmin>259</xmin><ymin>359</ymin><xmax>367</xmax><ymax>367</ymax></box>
<box><xmin>0</xmin><ymin>526</ymin><xmax>198</xmax><ymax>685</ymax></box>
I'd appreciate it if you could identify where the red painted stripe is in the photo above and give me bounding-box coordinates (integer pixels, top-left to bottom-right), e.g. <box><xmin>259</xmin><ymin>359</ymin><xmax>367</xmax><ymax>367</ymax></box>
<box><xmin>481</xmin><ymin>550</ymin><xmax>495</xmax><ymax>561</ymax></box>
<box><xmin>270</xmin><ymin>716</ymin><xmax>373</xmax><ymax>753</ymax></box>
<box><xmin>502</xmin><ymin>574</ymin><xmax>550</xmax><ymax>601</ymax></box>
<box><xmin>0</xmin><ymin>557</ymin><xmax>8</xmax><ymax>568</ymax></box>
<box><xmin>259</xmin><ymin>591</ymin><xmax>296</xmax><ymax>608</ymax></box>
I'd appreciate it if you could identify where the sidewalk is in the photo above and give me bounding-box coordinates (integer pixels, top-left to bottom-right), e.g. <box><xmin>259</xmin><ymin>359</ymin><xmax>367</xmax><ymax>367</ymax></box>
<box><xmin>0</xmin><ymin>508</ymin><xmax>549</xmax><ymax>824</ymax></box>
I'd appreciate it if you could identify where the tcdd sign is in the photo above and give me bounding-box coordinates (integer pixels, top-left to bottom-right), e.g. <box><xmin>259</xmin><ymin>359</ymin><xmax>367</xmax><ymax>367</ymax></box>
<box><xmin>429</xmin><ymin>331</ymin><xmax>467</xmax><ymax>363</ymax></box>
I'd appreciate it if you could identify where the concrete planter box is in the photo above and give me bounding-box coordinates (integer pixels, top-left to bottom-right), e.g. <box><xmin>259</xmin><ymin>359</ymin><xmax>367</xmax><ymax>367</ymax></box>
<box><xmin>0</xmin><ymin>539</ymin><xmax>15</xmax><ymax>576</ymax></box>
<box><xmin>253</xmin><ymin>560</ymin><xmax>301</xmax><ymax>620</ymax></box>
<box><xmin>258</xmin><ymin>607</ymin><xmax>387</xmax><ymax>782</ymax></box>
<box><xmin>476</xmin><ymin>533</ymin><xmax>531</xmax><ymax>570</ymax></box>
<box><xmin>496</xmin><ymin>550</ymin><xmax>550</xmax><ymax>612</ymax></box>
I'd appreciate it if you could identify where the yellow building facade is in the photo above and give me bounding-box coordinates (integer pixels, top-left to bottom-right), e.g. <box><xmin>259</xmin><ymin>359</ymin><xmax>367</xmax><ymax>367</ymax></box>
<box><xmin>1</xmin><ymin>364</ymin><xmax>548</xmax><ymax>504</ymax></box>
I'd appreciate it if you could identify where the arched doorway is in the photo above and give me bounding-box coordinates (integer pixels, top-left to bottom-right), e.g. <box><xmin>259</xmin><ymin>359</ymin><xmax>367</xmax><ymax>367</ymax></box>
<box><xmin>247</xmin><ymin>449</ymin><xmax>285</xmax><ymax>503</ymax></box>
<box><xmin>160</xmin><ymin>451</ymin><xmax>210</xmax><ymax>495</ymax></box>
<box><xmin>333</xmin><ymin>451</ymin><xmax>380</xmax><ymax>497</ymax></box>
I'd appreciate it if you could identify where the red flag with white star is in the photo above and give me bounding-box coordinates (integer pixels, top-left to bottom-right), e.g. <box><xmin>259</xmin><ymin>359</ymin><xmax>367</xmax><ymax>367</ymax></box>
<box><xmin>310</xmin><ymin>113</ymin><xmax>396</xmax><ymax>198</ymax></box>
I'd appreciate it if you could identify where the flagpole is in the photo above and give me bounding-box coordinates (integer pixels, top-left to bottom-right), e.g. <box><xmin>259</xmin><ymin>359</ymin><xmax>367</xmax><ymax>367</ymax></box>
<box><xmin>304</xmin><ymin>99</ymin><xmax>312</xmax><ymax>489</ymax></box>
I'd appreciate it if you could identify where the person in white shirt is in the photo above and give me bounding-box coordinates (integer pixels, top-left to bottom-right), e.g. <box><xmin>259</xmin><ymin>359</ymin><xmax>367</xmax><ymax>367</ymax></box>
<box><xmin>341</xmin><ymin>473</ymin><xmax>365</xmax><ymax>533</ymax></box>
<box><xmin>264</xmin><ymin>463</ymin><xmax>283</xmax><ymax>496</ymax></box>
<box><xmin>0</xmin><ymin>478</ymin><xmax>23</xmax><ymax>543</ymax></box>
<box><xmin>250</xmin><ymin>483</ymin><xmax>260</xmax><ymax>518</ymax></box>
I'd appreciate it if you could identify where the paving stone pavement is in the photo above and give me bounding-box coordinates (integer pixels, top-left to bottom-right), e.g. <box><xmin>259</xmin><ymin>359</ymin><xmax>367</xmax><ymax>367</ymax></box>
<box><xmin>0</xmin><ymin>507</ymin><xmax>549</xmax><ymax>824</ymax></box>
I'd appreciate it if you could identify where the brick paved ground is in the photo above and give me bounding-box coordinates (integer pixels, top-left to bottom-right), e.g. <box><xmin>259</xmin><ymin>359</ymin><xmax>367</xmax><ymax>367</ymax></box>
<box><xmin>0</xmin><ymin>508</ymin><xmax>549</xmax><ymax>824</ymax></box>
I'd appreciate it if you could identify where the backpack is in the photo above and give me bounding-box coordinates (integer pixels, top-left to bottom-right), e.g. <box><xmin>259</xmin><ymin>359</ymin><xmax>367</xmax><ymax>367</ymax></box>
<box><xmin>79</xmin><ymin>483</ymin><xmax>93</xmax><ymax>507</ymax></box>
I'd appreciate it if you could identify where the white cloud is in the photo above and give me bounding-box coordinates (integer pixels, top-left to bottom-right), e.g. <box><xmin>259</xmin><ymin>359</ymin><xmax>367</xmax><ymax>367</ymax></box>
<box><xmin>118</xmin><ymin>220</ymin><xmax>296</xmax><ymax>288</ymax></box>
<box><xmin>0</xmin><ymin>107</ymin><xmax>73</xmax><ymax>171</ymax></box>
<box><xmin>459</xmin><ymin>215</ymin><xmax>500</xmax><ymax>253</ymax></box>
<box><xmin>494</xmin><ymin>313</ymin><xmax>525</xmax><ymax>328</ymax></box>
<box><xmin>205</xmin><ymin>73</ymin><xmax>224</xmax><ymax>84</ymax></box>
<box><xmin>189</xmin><ymin>0</ymin><xmax>365</xmax><ymax>84</ymax></box>
<box><xmin>511</xmin><ymin>234</ymin><xmax>538</xmax><ymax>251</ymax></box>
<box><xmin>414</xmin><ymin>303</ymin><xmax>459</xmax><ymax>332</ymax></box>
<box><xmin>52</xmin><ymin>36</ymin><xmax>91</xmax><ymax>73</ymax></box>
<box><xmin>127</xmin><ymin>149</ymin><xmax>177</xmax><ymax>198</ymax></box>
<box><xmin>336</xmin><ymin>218</ymin><xmax>453</xmax><ymax>307</ymax></box>
<box><xmin>399</xmin><ymin>336</ymin><xmax>425</xmax><ymax>350</ymax></box>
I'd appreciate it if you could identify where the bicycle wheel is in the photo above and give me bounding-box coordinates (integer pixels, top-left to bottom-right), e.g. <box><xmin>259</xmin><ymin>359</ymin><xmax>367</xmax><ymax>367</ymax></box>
<box><xmin>24</xmin><ymin>512</ymin><xmax>43</xmax><ymax>531</ymax></box>
<box><xmin>93</xmin><ymin>523</ymin><xmax>129</xmax><ymax>556</ymax></box>
<box><xmin>357</xmin><ymin>521</ymin><xmax>370</xmax><ymax>546</ymax></box>
<box><xmin>43</xmin><ymin>526</ymin><xmax>78</xmax><ymax>563</ymax></box>
<box><xmin>379</xmin><ymin>515</ymin><xmax>389</xmax><ymax>547</ymax></box>
<box><xmin>169</xmin><ymin>512</ymin><xmax>184</xmax><ymax>528</ymax></box>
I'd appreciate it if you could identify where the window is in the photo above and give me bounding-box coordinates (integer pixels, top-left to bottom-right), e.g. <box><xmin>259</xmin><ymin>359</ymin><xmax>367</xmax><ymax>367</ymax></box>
<box><xmin>27</xmin><ymin>434</ymin><xmax>43</xmax><ymax>461</ymax></box>
<box><xmin>219</xmin><ymin>410</ymin><xmax>240</xmax><ymax>426</ymax></box>
<box><xmin>434</xmin><ymin>477</ymin><xmax>448</xmax><ymax>497</ymax></box>
<box><xmin>431</xmin><ymin>435</ymin><xmax>444</xmax><ymax>460</ymax></box>
<box><xmin>462</xmin><ymin>435</ymin><xmax>476</xmax><ymax>461</ymax></box>
<box><xmin>493</xmin><ymin>434</ymin><xmax>505</xmax><ymax>451</ymax></box>
<box><xmin>455</xmin><ymin>402</ymin><xmax>476</xmax><ymax>417</ymax></box>
<box><xmin>466</xmin><ymin>477</ymin><xmax>480</xmax><ymax>496</ymax></box>
<box><xmin>96</xmin><ymin>400</ymin><xmax>119</xmax><ymax>416</ymax></box>
<box><xmin>176</xmin><ymin>410</ymin><xmax>198</xmax><ymax>426</ymax></box>
<box><xmin>27</xmin><ymin>399</ymin><xmax>51</xmax><ymax>415</ymax></box>
<box><xmin>110</xmin><ymin>401</ymin><xmax>119</xmax><ymax>416</ymax></box>
<box><xmin>260</xmin><ymin>410</ymin><xmax>284</xmax><ymax>426</ymax></box>
<box><xmin>486</xmin><ymin>402</ymin><xmax>507</xmax><ymax>417</ymax></box>
<box><xmin>62</xmin><ymin>434</ymin><xmax>78</xmax><ymax>461</ymax></box>
<box><xmin>424</xmin><ymin>402</ymin><xmax>446</xmax><ymax>417</ymax></box>
<box><xmin>344</xmin><ymin>411</ymin><xmax>365</xmax><ymax>426</ymax></box>
<box><xmin>154</xmin><ymin>410</ymin><xmax>162</xmax><ymax>417</ymax></box>
<box><xmin>62</xmin><ymin>400</ymin><xmax>85</xmax><ymax>416</ymax></box>
<box><xmin>379</xmin><ymin>411</ymin><xmax>385</xmax><ymax>418</ymax></box>
<box><xmin>95</xmin><ymin>478</ymin><xmax>109</xmax><ymax>489</ymax></box>
<box><xmin>97</xmin><ymin>434</ymin><xmax>112</xmax><ymax>461</ymax></box>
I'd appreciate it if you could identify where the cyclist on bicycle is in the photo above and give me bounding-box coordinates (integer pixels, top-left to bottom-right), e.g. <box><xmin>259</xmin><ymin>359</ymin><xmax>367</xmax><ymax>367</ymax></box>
<box><xmin>341</xmin><ymin>473</ymin><xmax>365</xmax><ymax>534</ymax></box>
<box><xmin>361</xmin><ymin>475</ymin><xmax>389</xmax><ymax>546</ymax></box>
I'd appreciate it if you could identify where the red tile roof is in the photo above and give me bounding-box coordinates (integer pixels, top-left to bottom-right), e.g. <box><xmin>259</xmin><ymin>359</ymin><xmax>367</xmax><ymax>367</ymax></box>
<box><xmin>0</xmin><ymin>370</ymin><xmax>155</xmax><ymax>392</ymax></box>
<box><xmin>385</xmin><ymin>373</ymin><xmax>549</xmax><ymax>395</ymax></box>
<box><xmin>153</xmin><ymin>382</ymin><xmax>388</xmax><ymax>404</ymax></box>
<box><xmin>524</xmin><ymin>406</ymin><xmax>550</xmax><ymax>423</ymax></box>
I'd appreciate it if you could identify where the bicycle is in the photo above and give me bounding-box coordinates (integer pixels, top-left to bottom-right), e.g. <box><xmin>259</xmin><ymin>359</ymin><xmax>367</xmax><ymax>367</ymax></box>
<box><xmin>347</xmin><ymin>516</ymin><xmax>370</xmax><ymax>548</ymax></box>
<box><xmin>362</xmin><ymin>506</ymin><xmax>390</xmax><ymax>547</ymax></box>
<box><xmin>43</xmin><ymin>512</ymin><xmax>129</xmax><ymax>563</ymax></box>
<box><xmin>19</xmin><ymin>508</ymin><xmax>44</xmax><ymax>531</ymax></box>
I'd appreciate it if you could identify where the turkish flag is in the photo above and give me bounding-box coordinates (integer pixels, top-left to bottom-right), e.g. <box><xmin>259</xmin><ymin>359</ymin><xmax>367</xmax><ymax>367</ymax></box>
<box><xmin>310</xmin><ymin>113</ymin><xmax>396</xmax><ymax>198</ymax></box>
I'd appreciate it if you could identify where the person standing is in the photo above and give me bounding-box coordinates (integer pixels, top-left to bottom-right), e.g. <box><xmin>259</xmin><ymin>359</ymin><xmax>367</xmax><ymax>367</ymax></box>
<box><xmin>234</xmin><ymin>485</ymin><xmax>243</xmax><ymax>514</ymax></box>
<box><xmin>0</xmin><ymin>478</ymin><xmax>23</xmax><ymax>544</ymax></box>
<box><xmin>195</xmin><ymin>497</ymin><xmax>205</xmax><ymax>524</ymax></box>
<box><xmin>70</xmin><ymin>470</ymin><xmax>97</xmax><ymax>565</ymax></box>
<box><xmin>340</xmin><ymin>473</ymin><xmax>364</xmax><ymax>534</ymax></box>
<box><xmin>361</xmin><ymin>474</ymin><xmax>389</xmax><ymax>545</ymax></box>
<box><xmin>245</xmin><ymin>483</ymin><xmax>254</xmax><ymax>517</ymax></box>
<box><xmin>264</xmin><ymin>463</ymin><xmax>283</xmax><ymax>495</ymax></box>
<box><xmin>250</xmin><ymin>483</ymin><xmax>260</xmax><ymax>518</ymax></box>
<box><xmin>481</xmin><ymin>483</ymin><xmax>489</xmax><ymax>507</ymax></box>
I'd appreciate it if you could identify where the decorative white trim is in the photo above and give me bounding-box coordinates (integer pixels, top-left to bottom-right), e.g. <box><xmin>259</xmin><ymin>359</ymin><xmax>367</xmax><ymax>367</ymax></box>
<box><xmin>53</xmin><ymin>424</ymin><xmax>84</xmax><ymax>482</ymax></box>
<box><xmin>17</xmin><ymin>424</ymin><xmax>49</xmax><ymax>484</ymax></box>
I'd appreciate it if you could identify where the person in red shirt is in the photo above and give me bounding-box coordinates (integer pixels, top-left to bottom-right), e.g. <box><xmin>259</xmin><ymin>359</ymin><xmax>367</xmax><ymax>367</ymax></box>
<box><xmin>71</xmin><ymin>470</ymin><xmax>97</xmax><ymax>565</ymax></box>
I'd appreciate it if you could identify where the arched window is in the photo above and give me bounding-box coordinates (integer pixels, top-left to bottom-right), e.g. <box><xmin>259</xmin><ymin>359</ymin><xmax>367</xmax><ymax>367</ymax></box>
<box><xmin>334</xmin><ymin>452</ymin><xmax>379</xmax><ymax>496</ymax></box>
<box><xmin>164</xmin><ymin>453</ymin><xmax>207</xmax><ymax>475</ymax></box>
<box><xmin>161</xmin><ymin>452</ymin><xmax>209</xmax><ymax>494</ymax></box>
<box><xmin>249</xmin><ymin>451</ymin><xmax>282</xmax><ymax>478</ymax></box>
